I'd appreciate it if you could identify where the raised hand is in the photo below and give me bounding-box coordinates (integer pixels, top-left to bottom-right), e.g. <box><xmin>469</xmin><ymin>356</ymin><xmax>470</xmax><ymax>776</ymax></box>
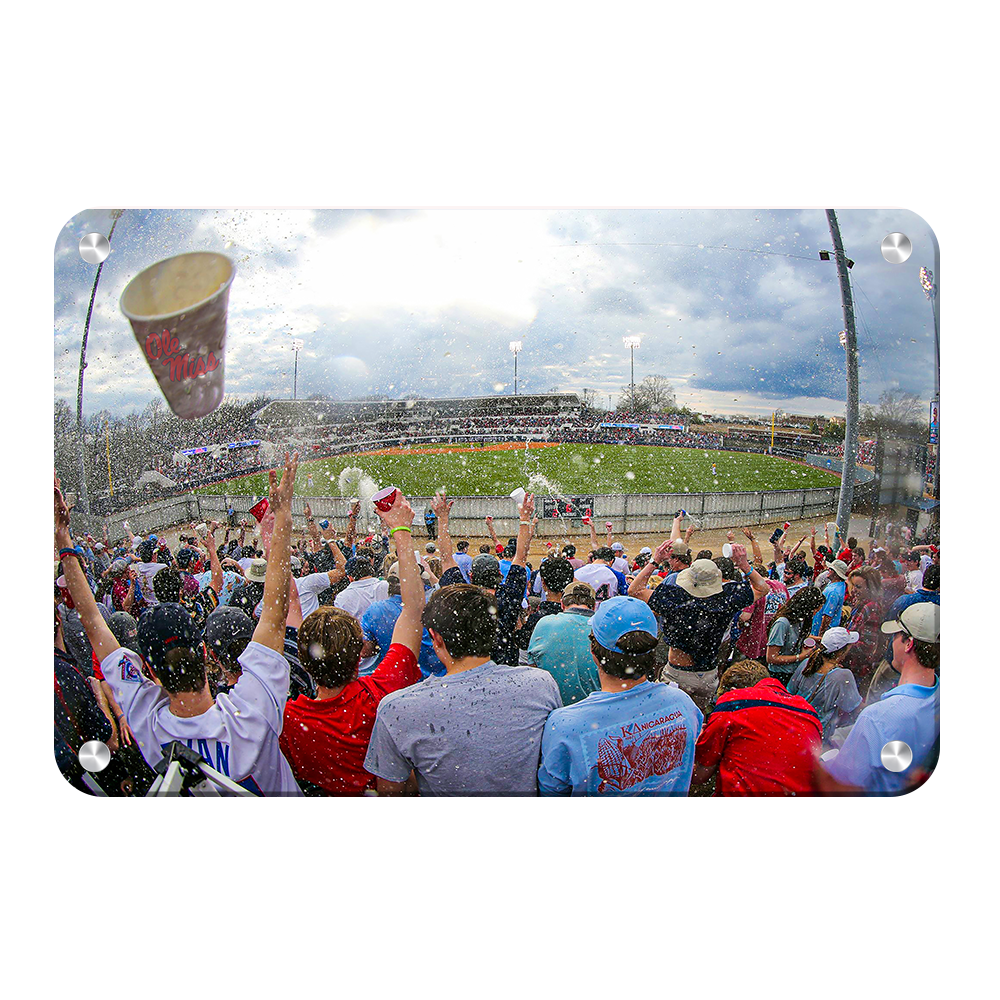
<box><xmin>304</xmin><ymin>502</ymin><xmax>313</xmax><ymax>520</ymax></box>
<box><xmin>268</xmin><ymin>452</ymin><xmax>299</xmax><ymax>514</ymax></box>
<box><xmin>431</xmin><ymin>490</ymin><xmax>454</xmax><ymax>519</ymax></box>
<box><xmin>727</xmin><ymin>529</ymin><xmax>735</xmax><ymax>542</ymax></box>
<box><xmin>519</xmin><ymin>493</ymin><xmax>535</xmax><ymax>524</ymax></box>
<box><xmin>741</xmin><ymin>526</ymin><xmax>754</xmax><ymax>541</ymax></box>
<box><xmin>54</xmin><ymin>475</ymin><xmax>71</xmax><ymax>536</ymax></box>
<box><xmin>730</xmin><ymin>543</ymin><xmax>751</xmax><ymax>573</ymax></box>
<box><xmin>377</xmin><ymin>490</ymin><xmax>415</xmax><ymax>531</ymax></box>
<box><xmin>653</xmin><ymin>539</ymin><xmax>673</xmax><ymax>564</ymax></box>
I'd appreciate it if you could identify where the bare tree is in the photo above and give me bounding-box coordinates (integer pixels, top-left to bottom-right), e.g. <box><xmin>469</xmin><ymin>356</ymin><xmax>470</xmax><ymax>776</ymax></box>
<box><xmin>860</xmin><ymin>389</ymin><xmax>925</xmax><ymax>438</ymax></box>
<box><xmin>624</xmin><ymin>375</ymin><xmax>676</xmax><ymax>414</ymax></box>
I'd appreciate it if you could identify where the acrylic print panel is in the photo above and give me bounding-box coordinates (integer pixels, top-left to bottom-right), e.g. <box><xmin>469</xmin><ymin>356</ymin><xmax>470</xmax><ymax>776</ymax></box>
<box><xmin>53</xmin><ymin>208</ymin><xmax>940</xmax><ymax>797</ymax></box>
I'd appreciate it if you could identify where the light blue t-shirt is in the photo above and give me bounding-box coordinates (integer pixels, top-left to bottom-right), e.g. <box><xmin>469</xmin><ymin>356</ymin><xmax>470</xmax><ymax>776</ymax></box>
<box><xmin>359</xmin><ymin>595</ymin><xmax>445</xmax><ymax>677</ymax></box>
<box><xmin>538</xmin><ymin>681</ymin><xmax>703</xmax><ymax>796</ymax></box>
<box><xmin>194</xmin><ymin>569</ymin><xmax>244</xmax><ymax>607</ymax></box>
<box><xmin>527</xmin><ymin>609</ymin><xmax>601</xmax><ymax>707</ymax></box>
<box><xmin>454</xmin><ymin>552</ymin><xmax>473</xmax><ymax>583</ymax></box>
<box><xmin>811</xmin><ymin>579</ymin><xmax>846</xmax><ymax>635</ymax></box>
<box><xmin>823</xmin><ymin>680</ymin><xmax>939</xmax><ymax>794</ymax></box>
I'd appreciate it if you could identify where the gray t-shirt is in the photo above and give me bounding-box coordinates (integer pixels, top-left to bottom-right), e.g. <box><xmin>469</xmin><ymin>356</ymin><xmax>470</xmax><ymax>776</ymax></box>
<box><xmin>364</xmin><ymin>660</ymin><xmax>562</xmax><ymax>795</ymax></box>
<box><xmin>59</xmin><ymin>603</ymin><xmax>111</xmax><ymax>677</ymax></box>
<box><xmin>766</xmin><ymin>616</ymin><xmax>804</xmax><ymax>675</ymax></box>
<box><xmin>786</xmin><ymin>664</ymin><xmax>862</xmax><ymax>744</ymax></box>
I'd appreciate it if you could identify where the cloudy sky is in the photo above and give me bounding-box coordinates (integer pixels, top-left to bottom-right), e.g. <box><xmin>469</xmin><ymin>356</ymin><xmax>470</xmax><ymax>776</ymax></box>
<box><xmin>54</xmin><ymin>207</ymin><xmax>938</xmax><ymax>421</ymax></box>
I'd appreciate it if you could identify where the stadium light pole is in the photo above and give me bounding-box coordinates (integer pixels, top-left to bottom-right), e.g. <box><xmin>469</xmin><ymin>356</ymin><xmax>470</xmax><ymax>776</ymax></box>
<box><xmin>76</xmin><ymin>209</ymin><xmax>124</xmax><ymax>514</ymax></box>
<box><xmin>510</xmin><ymin>341</ymin><xmax>522</xmax><ymax>396</ymax></box>
<box><xmin>291</xmin><ymin>338</ymin><xmax>304</xmax><ymax>399</ymax></box>
<box><xmin>821</xmin><ymin>210</ymin><xmax>859</xmax><ymax>541</ymax></box>
<box><xmin>623</xmin><ymin>335</ymin><xmax>641</xmax><ymax>410</ymax></box>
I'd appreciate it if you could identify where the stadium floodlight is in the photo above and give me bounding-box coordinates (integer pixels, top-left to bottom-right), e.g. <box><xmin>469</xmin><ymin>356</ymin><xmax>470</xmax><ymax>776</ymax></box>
<box><xmin>290</xmin><ymin>338</ymin><xmax>305</xmax><ymax>399</ymax></box>
<box><xmin>509</xmin><ymin>341</ymin><xmax>522</xmax><ymax>396</ymax></box>
<box><xmin>622</xmin><ymin>336</ymin><xmax>641</xmax><ymax>410</ymax></box>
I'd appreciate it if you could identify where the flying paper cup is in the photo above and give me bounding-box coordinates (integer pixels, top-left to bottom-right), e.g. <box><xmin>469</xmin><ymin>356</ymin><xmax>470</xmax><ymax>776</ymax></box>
<box><xmin>249</xmin><ymin>497</ymin><xmax>270</xmax><ymax>523</ymax></box>
<box><xmin>722</xmin><ymin>542</ymin><xmax>733</xmax><ymax>558</ymax></box>
<box><xmin>510</xmin><ymin>487</ymin><xmax>526</xmax><ymax>507</ymax></box>
<box><xmin>371</xmin><ymin>486</ymin><xmax>400</xmax><ymax>512</ymax></box>
<box><xmin>121</xmin><ymin>252</ymin><xmax>235</xmax><ymax>420</ymax></box>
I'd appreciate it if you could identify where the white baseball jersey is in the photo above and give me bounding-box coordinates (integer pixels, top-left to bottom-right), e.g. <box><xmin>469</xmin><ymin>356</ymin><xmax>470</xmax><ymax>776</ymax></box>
<box><xmin>99</xmin><ymin>641</ymin><xmax>302</xmax><ymax>796</ymax></box>
<box><xmin>295</xmin><ymin>571</ymin><xmax>334</xmax><ymax>619</ymax></box>
<box><xmin>573</xmin><ymin>563</ymin><xmax>620</xmax><ymax>605</ymax></box>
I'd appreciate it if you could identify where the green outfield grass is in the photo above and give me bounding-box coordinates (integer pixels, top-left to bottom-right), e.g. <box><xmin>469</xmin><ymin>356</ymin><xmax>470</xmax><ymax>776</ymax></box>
<box><xmin>195</xmin><ymin>443</ymin><xmax>841</xmax><ymax>498</ymax></box>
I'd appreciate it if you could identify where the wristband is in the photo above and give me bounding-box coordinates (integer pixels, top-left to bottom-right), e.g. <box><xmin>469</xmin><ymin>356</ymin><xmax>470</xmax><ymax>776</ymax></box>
<box><xmin>389</xmin><ymin>526</ymin><xmax>412</xmax><ymax>537</ymax></box>
<box><xmin>59</xmin><ymin>548</ymin><xmax>81</xmax><ymax>560</ymax></box>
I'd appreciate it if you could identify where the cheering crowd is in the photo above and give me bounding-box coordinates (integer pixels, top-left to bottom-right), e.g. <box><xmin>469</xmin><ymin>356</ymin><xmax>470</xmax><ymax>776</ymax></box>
<box><xmin>54</xmin><ymin>459</ymin><xmax>939</xmax><ymax>796</ymax></box>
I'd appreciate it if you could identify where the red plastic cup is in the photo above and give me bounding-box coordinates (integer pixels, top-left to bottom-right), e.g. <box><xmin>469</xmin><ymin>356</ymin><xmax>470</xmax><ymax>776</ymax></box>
<box><xmin>371</xmin><ymin>486</ymin><xmax>400</xmax><ymax>512</ymax></box>
<box><xmin>249</xmin><ymin>497</ymin><xmax>270</xmax><ymax>522</ymax></box>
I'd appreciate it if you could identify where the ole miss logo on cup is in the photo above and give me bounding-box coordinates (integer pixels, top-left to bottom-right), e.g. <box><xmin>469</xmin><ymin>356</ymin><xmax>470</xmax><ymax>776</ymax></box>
<box><xmin>371</xmin><ymin>486</ymin><xmax>400</xmax><ymax>512</ymax></box>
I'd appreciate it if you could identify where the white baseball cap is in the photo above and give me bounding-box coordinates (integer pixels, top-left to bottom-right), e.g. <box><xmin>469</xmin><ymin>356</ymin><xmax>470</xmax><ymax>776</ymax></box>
<box><xmin>639</xmin><ymin>546</ymin><xmax>652</xmax><ymax>556</ymax></box>
<box><xmin>611</xmin><ymin>542</ymin><xmax>624</xmax><ymax>552</ymax></box>
<box><xmin>880</xmin><ymin>602</ymin><xmax>940</xmax><ymax>643</ymax></box>
<box><xmin>820</xmin><ymin>627</ymin><xmax>860</xmax><ymax>652</ymax></box>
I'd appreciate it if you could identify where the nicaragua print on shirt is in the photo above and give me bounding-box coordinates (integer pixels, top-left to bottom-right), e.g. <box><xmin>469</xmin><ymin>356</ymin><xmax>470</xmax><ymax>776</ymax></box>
<box><xmin>596</xmin><ymin>710</ymin><xmax>691</xmax><ymax>793</ymax></box>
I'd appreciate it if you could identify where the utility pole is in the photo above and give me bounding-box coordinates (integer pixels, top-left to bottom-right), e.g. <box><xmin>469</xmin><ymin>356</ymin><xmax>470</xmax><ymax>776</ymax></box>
<box><xmin>825</xmin><ymin>209</ymin><xmax>860</xmax><ymax>540</ymax></box>
<box><xmin>76</xmin><ymin>210</ymin><xmax>123</xmax><ymax>514</ymax></box>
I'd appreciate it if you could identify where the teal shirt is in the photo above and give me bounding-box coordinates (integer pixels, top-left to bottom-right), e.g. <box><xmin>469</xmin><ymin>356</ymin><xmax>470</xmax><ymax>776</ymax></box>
<box><xmin>527</xmin><ymin>609</ymin><xmax>601</xmax><ymax>707</ymax></box>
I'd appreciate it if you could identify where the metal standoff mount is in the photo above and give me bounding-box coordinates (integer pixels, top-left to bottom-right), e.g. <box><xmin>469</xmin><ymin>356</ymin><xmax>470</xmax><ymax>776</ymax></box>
<box><xmin>880</xmin><ymin>741</ymin><xmax>913</xmax><ymax>773</ymax></box>
<box><xmin>78</xmin><ymin>740</ymin><xmax>111</xmax><ymax>773</ymax></box>
<box><xmin>880</xmin><ymin>233</ymin><xmax>912</xmax><ymax>264</ymax></box>
<box><xmin>79</xmin><ymin>233</ymin><xmax>111</xmax><ymax>264</ymax></box>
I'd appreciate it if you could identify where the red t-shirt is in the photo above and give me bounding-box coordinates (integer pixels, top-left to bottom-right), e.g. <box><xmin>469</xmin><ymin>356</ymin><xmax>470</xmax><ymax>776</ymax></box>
<box><xmin>280</xmin><ymin>643</ymin><xmax>421</xmax><ymax>795</ymax></box>
<box><xmin>695</xmin><ymin>678</ymin><xmax>822</xmax><ymax>796</ymax></box>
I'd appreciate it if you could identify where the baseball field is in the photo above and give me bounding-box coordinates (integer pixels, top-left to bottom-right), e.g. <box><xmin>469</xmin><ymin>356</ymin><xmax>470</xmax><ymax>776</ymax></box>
<box><xmin>195</xmin><ymin>442</ymin><xmax>841</xmax><ymax>498</ymax></box>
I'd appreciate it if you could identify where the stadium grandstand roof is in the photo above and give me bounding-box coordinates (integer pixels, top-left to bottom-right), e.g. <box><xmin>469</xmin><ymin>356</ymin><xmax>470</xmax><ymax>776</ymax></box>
<box><xmin>254</xmin><ymin>393</ymin><xmax>583</xmax><ymax>427</ymax></box>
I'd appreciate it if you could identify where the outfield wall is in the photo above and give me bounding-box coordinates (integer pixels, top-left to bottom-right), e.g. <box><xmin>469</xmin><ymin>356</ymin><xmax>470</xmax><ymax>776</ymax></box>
<box><xmin>71</xmin><ymin>484</ymin><xmax>849</xmax><ymax>540</ymax></box>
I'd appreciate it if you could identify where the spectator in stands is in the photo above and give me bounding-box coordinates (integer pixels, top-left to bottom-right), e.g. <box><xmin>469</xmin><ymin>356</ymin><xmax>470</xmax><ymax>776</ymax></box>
<box><xmin>516</xmin><ymin>556</ymin><xmax>575</xmax><ymax>650</ymax></box>
<box><xmin>562</xmin><ymin>544</ymin><xmax>584</xmax><ymax>570</ymax></box>
<box><xmin>765</xmin><ymin>588</ymin><xmax>826</xmax><ymax>686</ymax></box>
<box><xmin>630</xmin><ymin>542</ymin><xmax>766</xmax><ymax>715</ymax></box>
<box><xmin>609</xmin><ymin>542</ymin><xmax>629</xmax><ymax>575</ymax></box>
<box><xmin>901</xmin><ymin>551</ymin><xmax>924</xmax><ymax>593</ymax></box>
<box><xmin>334</xmin><ymin>556</ymin><xmax>389</xmax><ymax>620</ymax></box>
<box><xmin>786</xmin><ymin>628</ymin><xmax>864</xmax><ymax>746</ymax></box>
<box><xmin>55</xmin><ymin>456</ymin><xmax>304</xmax><ymax>795</ymax></box>
<box><xmin>454</xmin><ymin>540</ymin><xmax>473</xmax><ymax>582</ymax></box>
<box><xmin>526</xmin><ymin>582</ymin><xmax>601</xmax><ymax>706</ymax></box>
<box><xmin>843</xmin><ymin>567</ymin><xmax>885</xmax><ymax>696</ymax></box>
<box><xmin>280</xmin><ymin>492</ymin><xmax>425</xmax><ymax>795</ymax></box>
<box><xmin>692</xmin><ymin>659</ymin><xmax>823</xmax><ymax>796</ymax></box>
<box><xmin>364</xmin><ymin>580</ymin><xmax>562</xmax><ymax>796</ymax></box>
<box><xmin>537</xmin><ymin>596</ymin><xmax>702</xmax><ymax>796</ymax></box>
<box><xmin>810</xmin><ymin>559</ymin><xmax>850</xmax><ymax>635</ymax></box>
<box><xmin>360</xmin><ymin>570</ymin><xmax>444</xmax><ymax>678</ymax></box>
<box><xmin>782</xmin><ymin>558</ymin><xmax>812</xmax><ymax>598</ymax></box>
<box><xmin>887</xmin><ymin>563</ymin><xmax>939</xmax><ymax>619</ymax></box>
<box><xmin>573</xmin><ymin>546</ymin><xmax>620</xmax><ymax>605</ymax></box>
<box><xmin>822</xmin><ymin>603</ymin><xmax>939</xmax><ymax>794</ymax></box>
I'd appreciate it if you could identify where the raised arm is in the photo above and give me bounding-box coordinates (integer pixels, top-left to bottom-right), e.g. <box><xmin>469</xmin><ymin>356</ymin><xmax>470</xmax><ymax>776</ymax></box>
<box><xmin>628</xmin><ymin>538</ymin><xmax>671</xmax><ymax>603</ymax></box>
<box><xmin>54</xmin><ymin>476</ymin><xmax>119</xmax><ymax>664</ymax></box>
<box><xmin>588</xmin><ymin>517</ymin><xmax>599</xmax><ymax>553</ymax></box>
<box><xmin>380</xmin><ymin>495</ymin><xmax>422</xmax><ymax>656</ymax></box>
<box><xmin>320</xmin><ymin>525</ymin><xmax>348</xmax><ymax>586</ymax></box>
<box><xmin>670</xmin><ymin>513</ymin><xmax>683</xmax><ymax>543</ymax></box>
<box><xmin>344</xmin><ymin>500</ymin><xmax>360</xmax><ymax>552</ymax></box>
<box><xmin>431</xmin><ymin>490</ymin><xmax>458</xmax><ymax>572</ymax></box>
<box><xmin>742</xmin><ymin>526</ymin><xmax>763</xmax><ymax>570</ymax></box>
<box><xmin>484</xmin><ymin>514</ymin><xmax>500</xmax><ymax>548</ymax></box>
<box><xmin>304</xmin><ymin>502</ymin><xmax>322</xmax><ymax>547</ymax></box>
<box><xmin>787</xmin><ymin>535</ymin><xmax>807</xmax><ymax>561</ymax></box>
<box><xmin>204</xmin><ymin>524</ymin><xmax>223</xmax><ymax>597</ymax></box>
<box><xmin>252</xmin><ymin>452</ymin><xmax>298</xmax><ymax>652</ymax></box>
<box><xmin>605</xmin><ymin>521</ymin><xmax>614</xmax><ymax>547</ymax></box>
<box><xmin>512</xmin><ymin>494</ymin><xmax>535</xmax><ymax>568</ymax></box>
<box><xmin>730</xmin><ymin>542</ymin><xmax>769</xmax><ymax>601</ymax></box>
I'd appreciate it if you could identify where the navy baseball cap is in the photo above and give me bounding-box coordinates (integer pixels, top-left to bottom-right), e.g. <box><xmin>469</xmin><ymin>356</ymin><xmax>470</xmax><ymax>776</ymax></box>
<box><xmin>205</xmin><ymin>605</ymin><xmax>255</xmax><ymax>655</ymax></box>
<box><xmin>591</xmin><ymin>596</ymin><xmax>658</xmax><ymax>650</ymax></box>
<box><xmin>136</xmin><ymin>603</ymin><xmax>204</xmax><ymax>672</ymax></box>
<box><xmin>175</xmin><ymin>547</ymin><xmax>200</xmax><ymax>570</ymax></box>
